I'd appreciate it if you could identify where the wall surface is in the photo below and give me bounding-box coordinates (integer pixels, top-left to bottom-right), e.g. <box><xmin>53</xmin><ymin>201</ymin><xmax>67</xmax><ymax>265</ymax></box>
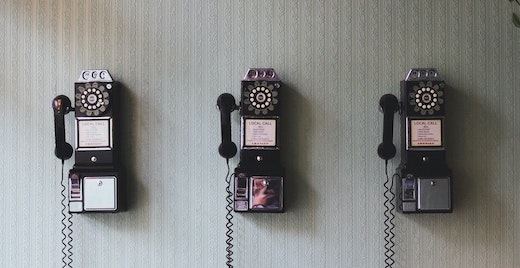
<box><xmin>1</xmin><ymin>1</ymin><xmax>519</xmax><ymax>267</ymax></box>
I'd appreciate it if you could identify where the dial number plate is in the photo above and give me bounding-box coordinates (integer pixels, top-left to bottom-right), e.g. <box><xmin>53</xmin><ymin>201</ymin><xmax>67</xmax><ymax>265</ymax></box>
<box><xmin>243</xmin><ymin>81</ymin><xmax>279</xmax><ymax>115</ymax></box>
<box><xmin>76</xmin><ymin>82</ymin><xmax>110</xmax><ymax>116</ymax></box>
<box><xmin>409</xmin><ymin>81</ymin><xmax>444</xmax><ymax>115</ymax></box>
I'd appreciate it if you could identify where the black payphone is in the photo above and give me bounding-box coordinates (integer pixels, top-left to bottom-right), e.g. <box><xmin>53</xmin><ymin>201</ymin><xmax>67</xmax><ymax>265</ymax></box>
<box><xmin>218</xmin><ymin>68</ymin><xmax>285</xmax><ymax>213</ymax></box>
<box><xmin>217</xmin><ymin>68</ymin><xmax>285</xmax><ymax>268</ymax></box>
<box><xmin>378</xmin><ymin>68</ymin><xmax>453</xmax><ymax>268</ymax></box>
<box><xmin>53</xmin><ymin>69</ymin><xmax>123</xmax><ymax>213</ymax></box>
<box><xmin>378</xmin><ymin>68</ymin><xmax>452</xmax><ymax>213</ymax></box>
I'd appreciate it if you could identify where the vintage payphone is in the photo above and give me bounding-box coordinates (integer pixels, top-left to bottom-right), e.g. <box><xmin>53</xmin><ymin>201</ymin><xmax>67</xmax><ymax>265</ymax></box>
<box><xmin>217</xmin><ymin>68</ymin><xmax>285</xmax><ymax>213</ymax></box>
<box><xmin>217</xmin><ymin>68</ymin><xmax>285</xmax><ymax>267</ymax></box>
<box><xmin>53</xmin><ymin>70</ymin><xmax>123</xmax><ymax>213</ymax></box>
<box><xmin>378</xmin><ymin>68</ymin><xmax>452</xmax><ymax>213</ymax></box>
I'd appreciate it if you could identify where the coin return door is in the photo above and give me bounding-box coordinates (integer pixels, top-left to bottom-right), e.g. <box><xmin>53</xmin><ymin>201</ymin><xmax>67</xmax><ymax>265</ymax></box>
<box><xmin>83</xmin><ymin>176</ymin><xmax>117</xmax><ymax>211</ymax></box>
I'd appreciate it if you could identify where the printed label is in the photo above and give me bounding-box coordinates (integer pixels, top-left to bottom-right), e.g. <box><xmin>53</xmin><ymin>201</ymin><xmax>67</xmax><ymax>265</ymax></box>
<box><xmin>410</xmin><ymin>119</ymin><xmax>442</xmax><ymax>147</ymax></box>
<box><xmin>78</xmin><ymin>119</ymin><xmax>110</xmax><ymax>148</ymax></box>
<box><xmin>244</xmin><ymin>119</ymin><xmax>276</xmax><ymax>146</ymax></box>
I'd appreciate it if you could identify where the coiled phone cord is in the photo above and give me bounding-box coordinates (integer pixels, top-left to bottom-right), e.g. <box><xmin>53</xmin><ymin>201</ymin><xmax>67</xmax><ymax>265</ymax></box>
<box><xmin>383</xmin><ymin>160</ymin><xmax>396</xmax><ymax>268</ymax></box>
<box><xmin>60</xmin><ymin>160</ymin><xmax>74</xmax><ymax>268</ymax></box>
<box><xmin>224</xmin><ymin>160</ymin><xmax>234</xmax><ymax>268</ymax></box>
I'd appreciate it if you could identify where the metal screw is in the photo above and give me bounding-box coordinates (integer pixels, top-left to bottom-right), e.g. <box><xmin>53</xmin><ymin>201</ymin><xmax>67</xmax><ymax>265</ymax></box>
<box><xmin>91</xmin><ymin>156</ymin><xmax>97</xmax><ymax>162</ymax></box>
<box><xmin>430</xmin><ymin>180</ymin><xmax>436</xmax><ymax>186</ymax></box>
<box><xmin>98</xmin><ymin>180</ymin><xmax>103</xmax><ymax>186</ymax></box>
<box><xmin>256</xmin><ymin>155</ymin><xmax>263</xmax><ymax>162</ymax></box>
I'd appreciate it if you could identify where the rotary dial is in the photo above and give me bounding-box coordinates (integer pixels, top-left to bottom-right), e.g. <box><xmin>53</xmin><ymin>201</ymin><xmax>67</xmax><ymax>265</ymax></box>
<box><xmin>243</xmin><ymin>81</ymin><xmax>279</xmax><ymax>115</ymax></box>
<box><xmin>75</xmin><ymin>82</ymin><xmax>110</xmax><ymax>116</ymax></box>
<box><xmin>409</xmin><ymin>81</ymin><xmax>444</xmax><ymax>115</ymax></box>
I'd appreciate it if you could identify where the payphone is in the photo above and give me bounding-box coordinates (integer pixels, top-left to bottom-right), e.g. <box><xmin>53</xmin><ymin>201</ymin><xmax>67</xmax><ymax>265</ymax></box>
<box><xmin>377</xmin><ymin>68</ymin><xmax>453</xmax><ymax>268</ymax></box>
<box><xmin>217</xmin><ymin>68</ymin><xmax>285</xmax><ymax>268</ymax></box>
<box><xmin>53</xmin><ymin>69</ymin><xmax>123</xmax><ymax>213</ymax></box>
<box><xmin>217</xmin><ymin>68</ymin><xmax>285</xmax><ymax>213</ymax></box>
<box><xmin>378</xmin><ymin>68</ymin><xmax>452</xmax><ymax>213</ymax></box>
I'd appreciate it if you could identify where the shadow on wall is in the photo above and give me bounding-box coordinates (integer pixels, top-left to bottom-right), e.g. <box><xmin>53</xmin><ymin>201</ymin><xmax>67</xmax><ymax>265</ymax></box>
<box><xmin>281</xmin><ymin>81</ymin><xmax>314</xmax><ymax>216</ymax></box>
<box><xmin>119</xmin><ymin>82</ymin><xmax>144</xmax><ymax>213</ymax></box>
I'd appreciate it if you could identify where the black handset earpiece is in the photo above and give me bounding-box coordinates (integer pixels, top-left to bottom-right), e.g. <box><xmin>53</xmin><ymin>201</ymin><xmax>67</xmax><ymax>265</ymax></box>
<box><xmin>52</xmin><ymin>95</ymin><xmax>73</xmax><ymax>160</ymax></box>
<box><xmin>378</xmin><ymin>94</ymin><xmax>399</xmax><ymax>161</ymax></box>
<box><xmin>217</xmin><ymin>93</ymin><xmax>238</xmax><ymax>159</ymax></box>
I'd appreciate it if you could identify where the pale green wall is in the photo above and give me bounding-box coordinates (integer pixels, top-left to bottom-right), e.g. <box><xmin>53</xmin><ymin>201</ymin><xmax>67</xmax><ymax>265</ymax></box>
<box><xmin>1</xmin><ymin>1</ymin><xmax>519</xmax><ymax>267</ymax></box>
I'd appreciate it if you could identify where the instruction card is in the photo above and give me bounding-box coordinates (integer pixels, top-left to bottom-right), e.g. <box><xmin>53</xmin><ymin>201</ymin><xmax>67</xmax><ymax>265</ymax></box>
<box><xmin>410</xmin><ymin>119</ymin><xmax>442</xmax><ymax>147</ymax></box>
<box><xmin>244</xmin><ymin>119</ymin><xmax>277</xmax><ymax>147</ymax></box>
<box><xmin>78</xmin><ymin>119</ymin><xmax>111</xmax><ymax>148</ymax></box>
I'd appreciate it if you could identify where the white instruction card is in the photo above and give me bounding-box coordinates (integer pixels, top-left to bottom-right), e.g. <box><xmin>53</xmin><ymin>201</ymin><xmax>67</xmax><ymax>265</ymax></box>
<box><xmin>244</xmin><ymin>119</ymin><xmax>277</xmax><ymax>147</ymax></box>
<box><xmin>410</xmin><ymin>119</ymin><xmax>442</xmax><ymax>147</ymax></box>
<box><xmin>78</xmin><ymin>119</ymin><xmax>110</xmax><ymax>148</ymax></box>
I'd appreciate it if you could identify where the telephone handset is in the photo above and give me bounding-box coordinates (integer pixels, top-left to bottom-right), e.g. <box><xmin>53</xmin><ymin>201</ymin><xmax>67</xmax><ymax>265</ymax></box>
<box><xmin>53</xmin><ymin>95</ymin><xmax>74</xmax><ymax>160</ymax></box>
<box><xmin>218</xmin><ymin>68</ymin><xmax>284</xmax><ymax>213</ymax></box>
<box><xmin>378</xmin><ymin>68</ymin><xmax>452</xmax><ymax>213</ymax></box>
<box><xmin>377</xmin><ymin>94</ymin><xmax>399</xmax><ymax>161</ymax></box>
<box><xmin>53</xmin><ymin>70</ymin><xmax>123</xmax><ymax>213</ymax></box>
<box><xmin>217</xmin><ymin>93</ymin><xmax>238</xmax><ymax>159</ymax></box>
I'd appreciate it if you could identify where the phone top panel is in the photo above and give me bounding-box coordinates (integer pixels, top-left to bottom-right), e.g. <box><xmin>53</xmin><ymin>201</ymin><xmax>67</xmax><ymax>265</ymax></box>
<box><xmin>77</xmin><ymin>70</ymin><xmax>113</xmax><ymax>83</ymax></box>
<box><xmin>242</xmin><ymin>68</ymin><xmax>280</xmax><ymax>82</ymax></box>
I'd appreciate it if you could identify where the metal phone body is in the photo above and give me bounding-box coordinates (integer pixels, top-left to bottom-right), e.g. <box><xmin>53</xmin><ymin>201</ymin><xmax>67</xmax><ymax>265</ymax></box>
<box><xmin>396</xmin><ymin>68</ymin><xmax>452</xmax><ymax>213</ymax></box>
<box><xmin>233</xmin><ymin>68</ymin><xmax>284</xmax><ymax>213</ymax></box>
<box><xmin>68</xmin><ymin>70</ymin><xmax>123</xmax><ymax>213</ymax></box>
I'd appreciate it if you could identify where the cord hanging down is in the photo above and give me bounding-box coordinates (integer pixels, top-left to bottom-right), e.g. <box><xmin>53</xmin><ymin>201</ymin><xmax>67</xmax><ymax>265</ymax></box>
<box><xmin>383</xmin><ymin>161</ymin><xmax>396</xmax><ymax>268</ymax></box>
<box><xmin>60</xmin><ymin>161</ymin><xmax>74</xmax><ymax>268</ymax></box>
<box><xmin>224</xmin><ymin>160</ymin><xmax>234</xmax><ymax>268</ymax></box>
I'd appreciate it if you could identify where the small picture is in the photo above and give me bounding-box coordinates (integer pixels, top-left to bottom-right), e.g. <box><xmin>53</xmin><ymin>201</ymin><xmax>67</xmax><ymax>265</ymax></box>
<box><xmin>250</xmin><ymin>177</ymin><xmax>282</xmax><ymax>210</ymax></box>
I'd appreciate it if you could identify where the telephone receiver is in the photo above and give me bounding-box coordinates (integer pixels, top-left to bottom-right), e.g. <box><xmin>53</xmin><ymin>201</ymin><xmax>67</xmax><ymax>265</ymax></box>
<box><xmin>53</xmin><ymin>95</ymin><xmax>74</xmax><ymax>160</ymax></box>
<box><xmin>217</xmin><ymin>93</ymin><xmax>238</xmax><ymax>159</ymax></box>
<box><xmin>377</xmin><ymin>94</ymin><xmax>399</xmax><ymax>161</ymax></box>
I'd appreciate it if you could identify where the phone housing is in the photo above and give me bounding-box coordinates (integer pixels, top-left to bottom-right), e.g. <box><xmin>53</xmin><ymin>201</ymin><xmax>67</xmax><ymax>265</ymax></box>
<box><xmin>54</xmin><ymin>70</ymin><xmax>124</xmax><ymax>213</ymax></box>
<box><xmin>235</xmin><ymin>68</ymin><xmax>284</xmax><ymax>212</ymax></box>
<box><xmin>397</xmin><ymin>68</ymin><xmax>452</xmax><ymax>213</ymax></box>
<box><xmin>217</xmin><ymin>68</ymin><xmax>285</xmax><ymax>213</ymax></box>
<box><xmin>378</xmin><ymin>68</ymin><xmax>452</xmax><ymax>214</ymax></box>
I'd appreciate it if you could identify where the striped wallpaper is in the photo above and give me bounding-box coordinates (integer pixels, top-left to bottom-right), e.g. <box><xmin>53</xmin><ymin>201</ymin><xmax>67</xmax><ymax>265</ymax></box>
<box><xmin>0</xmin><ymin>1</ymin><xmax>519</xmax><ymax>267</ymax></box>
